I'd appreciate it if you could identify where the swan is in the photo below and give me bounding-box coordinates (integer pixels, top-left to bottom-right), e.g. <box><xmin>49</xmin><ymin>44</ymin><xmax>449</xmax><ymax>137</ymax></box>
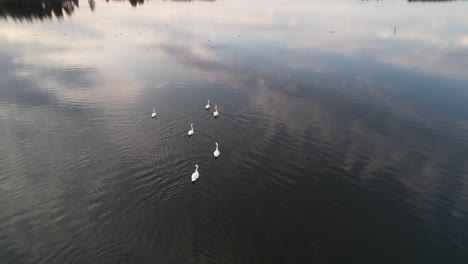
<box><xmin>205</xmin><ymin>99</ymin><xmax>210</xmax><ymax>110</ymax></box>
<box><xmin>191</xmin><ymin>164</ymin><xmax>199</xmax><ymax>182</ymax></box>
<box><xmin>151</xmin><ymin>107</ymin><xmax>156</xmax><ymax>118</ymax></box>
<box><xmin>213</xmin><ymin>142</ymin><xmax>220</xmax><ymax>158</ymax></box>
<box><xmin>213</xmin><ymin>105</ymin><xmax>219</xmax><ymax>117</ymax></box>
<box><xmin>188</xmin><ymin>123</ymin><xmax>194</xmax><ymax>136</ymax></box>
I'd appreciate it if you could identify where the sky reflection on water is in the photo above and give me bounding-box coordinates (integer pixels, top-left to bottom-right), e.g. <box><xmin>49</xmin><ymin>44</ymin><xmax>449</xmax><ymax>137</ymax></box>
<box><xmin>1</xmin><ymin>0</ymin><xmax>468</xmax><ymax>263</ymax></box>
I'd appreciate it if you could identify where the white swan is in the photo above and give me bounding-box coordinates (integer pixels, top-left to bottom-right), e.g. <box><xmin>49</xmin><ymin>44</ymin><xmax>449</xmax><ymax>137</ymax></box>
<box><xmin>205</xmin><ymin>99</ymin><xmax>210</xmax><ymax>110</ymax></box>
<box><xmin>191</xmin><ymin>164</ymin><xmax>199</xmax><ymax>182</ymax></box>
<box><xmin>188</xmin><ymin>123</ymin><xmax>194</xmax><ymax>136</ymax></box>
<box><xmin>151</xmin><ymin>107</ymin><xmax>156</xmax><ymax>118</ymax></box>
<box><xmin>214</xmin><ymin>142</ymin><xmax>220</xmax><ymax>158</ymax></box>
<box><xmin>213</xmin><ymin>105</ymin><xmax>219</xmax><ymax>117</ymax></box>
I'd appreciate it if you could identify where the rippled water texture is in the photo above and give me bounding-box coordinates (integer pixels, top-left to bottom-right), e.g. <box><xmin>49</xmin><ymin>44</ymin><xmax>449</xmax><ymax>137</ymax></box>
<box><xmin>1</xmin><ymin>0</ymin><xmax>468</xmax><ymax>263</ymax></box>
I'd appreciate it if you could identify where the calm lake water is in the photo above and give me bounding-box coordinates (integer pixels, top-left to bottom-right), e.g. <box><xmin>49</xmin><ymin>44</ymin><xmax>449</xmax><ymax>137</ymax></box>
<box><xmin>1</xmin><ymin>0</ymin><xmax>468</xmax><ymax>263</ymax></box>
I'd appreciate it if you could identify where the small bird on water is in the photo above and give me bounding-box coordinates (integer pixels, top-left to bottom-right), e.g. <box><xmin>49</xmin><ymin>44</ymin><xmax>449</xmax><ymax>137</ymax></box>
<box><xmin>191</xmin><ymin>164</ymin><xmax>199</xmax><ymax>182</ymax></box>
<box><xmin>213</xmin><ymin>142</ymin><xmax>220</xmax><ymax>158</ymax></box>
<box><xmin>188</xmin><ymin>123</ymin><xmax>194</xmax><ymax>136</ymax></box>
<box><xmin>213</xmin><ymin>105</ymin><xmax>219</xmax><ymax>117</ymax></box>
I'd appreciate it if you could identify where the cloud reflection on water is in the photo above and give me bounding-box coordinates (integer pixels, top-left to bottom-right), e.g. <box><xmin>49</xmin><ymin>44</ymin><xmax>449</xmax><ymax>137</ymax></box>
<box><xmin>1</xmin><ymin>0</ymin><xmax>468</xmax><ymax>262</ymax></box>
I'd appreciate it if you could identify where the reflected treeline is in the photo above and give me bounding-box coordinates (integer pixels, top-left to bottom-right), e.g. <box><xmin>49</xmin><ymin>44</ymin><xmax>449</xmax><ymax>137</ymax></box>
<box><xmin>110</xmin><ymin>0</ymin><xmax>144</xmax><ymax>7</ymax></box>
<box><xmin>0</xmin><ymin>0</ymin><xmax>215</xmax><ymax>21</ymax></box>
<box><xmin>407</xmin><ymin>0</ymin><xmax>459</xmax><ymax>2</ymax></box>
<box><xmin>0</xmin><ymin>0</ymin><xmax>79</xmax><ymax>20</ymax></box>
<box><xmin>359</xmin><ymin>0</ymin><xmax>462</xmax><ymax>1</ymax></box>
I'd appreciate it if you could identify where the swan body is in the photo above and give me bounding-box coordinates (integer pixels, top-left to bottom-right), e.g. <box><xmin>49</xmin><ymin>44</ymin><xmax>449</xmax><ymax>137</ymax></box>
<box><xmin>188</xmin><ymin>123</ymin><xmax>194</xmax><ymax>136</ymax></box>
<box><xmin>214</xmin><ymin>142</ymin><xmax>220</xmax><ymax>158</ymax></box>
<box><xmin>213</xmin><ymin>105</ymin><xmax>219</xmax><ymax>117</ymax></box>
<box><xmin>151</xmin><ymin>108</ymin><xmax>156</xmax><ymax>118</ymax></box>
<box><xmin>205</xmin><ymin>99</ymin><xmax>210</xmax><ymax>110</ymax></box>
<box><xmin>191</xmin><ymin>164</ymin><xmax>199</xmax><ymax>182</ymax></box>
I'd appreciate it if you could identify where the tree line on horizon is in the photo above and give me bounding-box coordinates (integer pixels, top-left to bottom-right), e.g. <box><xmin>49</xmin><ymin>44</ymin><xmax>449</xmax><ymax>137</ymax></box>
<box><xmin>1</xmin><ymin>0</ymin><xmax>459</xmax><ymax>21</ymax></box>
<box><xmin>0</xmin><ymin>0</ymin><xmax>215</xmax><ymax>21</ymax></box>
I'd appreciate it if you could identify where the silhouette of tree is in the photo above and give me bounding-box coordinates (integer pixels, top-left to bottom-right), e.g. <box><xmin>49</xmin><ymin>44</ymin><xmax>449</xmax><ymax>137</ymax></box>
<box><xmin>88</xmin><ymin>0</ymin><xmax>95</xmax><ymax>11</ymax></box>
<box><xmin>108</xmin><ymin>0</ymin><xmax>144</xmax><ymax>7</ymax></box>
<box><xmin>0</xmin><ymin>0</ymin><xmax>216</xmax><ymax>20</ymax></box>
<box><xmin>0</xmin><ymin>0</ymin><xmax>79</xmax><ymax>20</ymax></box>
<box><xmin>408</xmin><ymin>0</ymin><xmax>458</xmax><ymax>2</ymax></box>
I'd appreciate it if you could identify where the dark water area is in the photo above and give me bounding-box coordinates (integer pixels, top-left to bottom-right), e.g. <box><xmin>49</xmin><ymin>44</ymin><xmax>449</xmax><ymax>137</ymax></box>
<box><xmin>1</xmin><ymin>0</ymin><xmax>468</xmax><ymax>263</ymax></box>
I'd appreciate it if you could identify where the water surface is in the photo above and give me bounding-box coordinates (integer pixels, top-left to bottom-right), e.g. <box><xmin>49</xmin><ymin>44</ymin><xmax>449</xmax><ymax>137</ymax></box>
<box><xmin>1</xmin><ymin>0</ymin><xmax>468</xmax><ymax>263</ymax></box>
